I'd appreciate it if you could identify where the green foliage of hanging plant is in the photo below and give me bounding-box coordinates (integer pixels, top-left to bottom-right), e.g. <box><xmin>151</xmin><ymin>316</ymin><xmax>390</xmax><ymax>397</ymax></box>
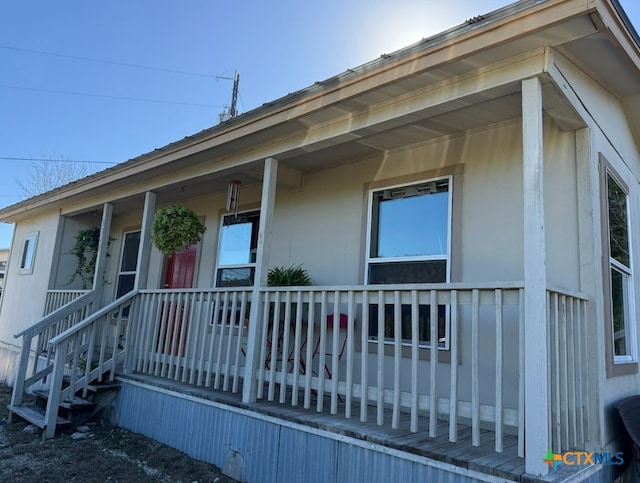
<box><xmin>151</xmin><ymin>205</ymin><xmax>206</xmax><ymax>256</ymax></box>
<box><xmin>267</xmin><ymin>264</ymin><xmax>313</xmax><ymax>286</ymax></box>
<box><xmin>68</xmin><ymin>226</ymin><xmax>101</xmax><ymax>289</ymax></box>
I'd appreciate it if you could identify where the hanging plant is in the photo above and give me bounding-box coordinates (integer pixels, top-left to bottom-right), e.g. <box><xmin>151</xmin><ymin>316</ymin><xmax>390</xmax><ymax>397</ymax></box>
<box><xmin>151</xmin><ymin>205</ymin><xmax>206</xmax><ymax>256</ymax></box>
<box><xmin>68</xmin><ymin>226</ymin><xmax>101</xmax><ymax>289</ymax></box>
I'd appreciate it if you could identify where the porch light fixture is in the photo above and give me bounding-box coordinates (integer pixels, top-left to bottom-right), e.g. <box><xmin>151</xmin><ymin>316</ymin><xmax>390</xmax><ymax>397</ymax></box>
<box><xmin>226</xmin><ymin>179</ymin><xmax>241</xmax><ymax>217</ymax></box>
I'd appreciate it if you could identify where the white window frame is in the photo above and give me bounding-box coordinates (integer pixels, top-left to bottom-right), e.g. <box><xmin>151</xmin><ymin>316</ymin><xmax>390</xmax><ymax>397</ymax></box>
<box><xmin>214</xmin><ymin>209</ymin><xmax>260</xmax><ymax>288</ymax></box>
<box><xmin>606</xmin><ymin>169</ymin><xmax>637</xmax><ymax>364</ymax></box>
<box><xmin>19</xmin><ymin>231</ymin><xmax>39</xmax><ymax>274</ymax></box>
<box><xmin>364</xmin><ymin>176</ymin><xmax>453</xmax><ymax>349</ymax></box>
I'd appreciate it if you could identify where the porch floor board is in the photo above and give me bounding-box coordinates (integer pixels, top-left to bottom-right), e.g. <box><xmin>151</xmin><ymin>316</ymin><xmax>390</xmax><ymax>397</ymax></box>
<box><xmin>117</xmin><ymin>373</ymin><xmax>591</xmax><ymax>482</ymax></box>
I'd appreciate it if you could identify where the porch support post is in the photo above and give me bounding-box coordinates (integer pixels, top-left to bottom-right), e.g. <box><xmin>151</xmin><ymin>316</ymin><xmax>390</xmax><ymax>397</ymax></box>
<box><xmin>242</xmin><ymin>157</ymin><xmax>278</xmax><ymax>403</ymax></box>
<box><xmin>134</xmin><ymin>191</ymin><xmax>156</xmax><ymax>290</ymax></box>
<box><xmin>522</xmin><ymin>76</ymin><xmax>549</xmax><ymax>477</ymax></box>
<box><xmin>93</xmin><ymin>203</ymin><xmax>113</xmax><ymax>305</ymax></box>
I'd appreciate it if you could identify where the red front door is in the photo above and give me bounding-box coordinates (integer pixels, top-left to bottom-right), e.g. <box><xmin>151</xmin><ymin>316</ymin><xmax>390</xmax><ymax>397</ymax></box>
<box><xmin>159</xmin><ymin>244</ymin><xmax>197</xmax><ymax>355</ymax></box>
<box><xmin>165</xmin><ymin>244</ymin><xmax>197</xmax><ymax>289</ymax></box>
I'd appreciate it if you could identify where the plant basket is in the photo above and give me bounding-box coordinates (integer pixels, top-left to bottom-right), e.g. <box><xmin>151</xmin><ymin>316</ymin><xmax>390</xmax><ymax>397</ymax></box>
<box><xmin>151</xmin><ymin>205</ymin><xmax>206</xmax><ymax>256</ymax></box>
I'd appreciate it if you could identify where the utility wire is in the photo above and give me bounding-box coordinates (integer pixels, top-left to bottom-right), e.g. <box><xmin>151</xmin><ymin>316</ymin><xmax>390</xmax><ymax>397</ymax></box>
<box><xmin>0</xmin><ymin>84</ymin><xmax>221</xmax><ymax>108</ymax></box>
<box><xmin>0</xmin><ymin>44</ymin><xmax>222</xmax><ymax>79</ymax></box>
<box><xmin>0</xmin><ymin>156</ymin><xmax>115</xmax><ymax>165</ymax></box>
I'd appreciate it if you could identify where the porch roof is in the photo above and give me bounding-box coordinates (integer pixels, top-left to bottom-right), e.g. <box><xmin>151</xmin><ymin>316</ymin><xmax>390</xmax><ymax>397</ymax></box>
<box><xmin>1</xmin><ymin>0</ymin><xmax>639</xmax><ymax>222</ymax></box>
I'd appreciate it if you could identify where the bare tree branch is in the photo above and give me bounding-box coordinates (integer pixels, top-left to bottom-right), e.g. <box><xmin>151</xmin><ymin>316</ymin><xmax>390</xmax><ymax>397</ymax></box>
<box><xmin>15</xmin><ymin>153</ymin><xmax>94</xmax><ymax>198</ymax></box>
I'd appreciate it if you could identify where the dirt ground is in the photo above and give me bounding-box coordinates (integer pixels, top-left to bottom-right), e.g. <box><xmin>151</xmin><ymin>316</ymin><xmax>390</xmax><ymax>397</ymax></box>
<box><xmin>0</xmin><ymin>384</ymin><xmax>237</xmax><ymax>482</ymax></box>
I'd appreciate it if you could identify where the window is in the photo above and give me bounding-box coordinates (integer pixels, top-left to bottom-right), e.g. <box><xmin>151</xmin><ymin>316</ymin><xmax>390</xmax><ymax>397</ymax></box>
<box><xmin>19</xmin><ymin>232</ymin><xmax>38</xmax><ymax>274</ymax></box>
<box><xmin>215</xmin><ymin>211</ymin><xmax>260</xmax><ymax>287</ymax></box>
<box><xmin>605</xmin><ymin>172</ymin><xmax>636</xmax><ymax>364</ymax></box>
<box><xmin>366</xmin><ymin>178</ymin><xmax>451</xmax><ymax>348</ymax></box>
<box><xmin>115</xmin><ymin>231</ymin><xmax>140</xmax><ymax>298</ymax></box>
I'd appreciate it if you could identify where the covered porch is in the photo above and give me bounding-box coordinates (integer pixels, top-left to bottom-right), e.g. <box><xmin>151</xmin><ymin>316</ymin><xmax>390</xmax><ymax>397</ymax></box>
<box><xmin>11</xmin><ymin>54</ymin><xmax>599</xmax><ymax>477</ymax></box>
<box><xmin>18</xmin><ymin>280</ymin><xmax>590</xmax><ymax>481</ymax></box>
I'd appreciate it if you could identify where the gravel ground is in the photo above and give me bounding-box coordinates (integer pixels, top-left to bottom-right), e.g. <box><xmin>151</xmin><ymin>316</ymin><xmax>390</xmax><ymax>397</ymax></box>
<box><xmin>0</xmin><ymin>384</ymin><xmax>238</xmax><ymax>483</ymax></box>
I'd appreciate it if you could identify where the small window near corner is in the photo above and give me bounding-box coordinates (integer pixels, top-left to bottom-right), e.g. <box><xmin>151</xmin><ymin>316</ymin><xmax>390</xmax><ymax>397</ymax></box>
<box><xmin>19</xmin><ymin>232</ymin><xmax>38</xmax><ymax>274</ymax></box>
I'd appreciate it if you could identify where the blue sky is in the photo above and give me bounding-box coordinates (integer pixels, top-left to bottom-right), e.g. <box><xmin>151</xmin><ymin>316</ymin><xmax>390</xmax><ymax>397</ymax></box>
<box><xmin>1</xmin><ymin>0</ymin><xmax>639</xmax><ymax>249</ymax></box>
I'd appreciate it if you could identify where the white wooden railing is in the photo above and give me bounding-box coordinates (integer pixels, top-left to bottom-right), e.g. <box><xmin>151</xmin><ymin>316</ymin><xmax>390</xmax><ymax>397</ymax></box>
<box><xmin>547</xmin><ymin>286</ymin><xmax>589</xmax><ymax>454</ymax></box>
<box><xmin>13</xmin><ymin>282</ymin><xmax>588</xmax><ymax>451</ymax></box>
<box><xmin>128</xmin><ymin>288</ymin><xmax>252</xmax><ymax>393</ymax></box>
<box><xmin>252</xmin><ymin>283</ymin><xmax>525</xmax><ymax>454</ymax></box>
<box><xmin>44</xmin><ymin>289</ymin><xmax>90</xmax><ymax>316</ymax></box>
<box><xmin>11</xmin><ymin>290</ymin><xmax>97</xmax><ymax>411</ymax></box>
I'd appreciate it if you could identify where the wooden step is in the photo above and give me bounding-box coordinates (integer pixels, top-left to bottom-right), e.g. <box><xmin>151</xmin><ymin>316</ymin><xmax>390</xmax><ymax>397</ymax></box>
<box><xmin>86</xmin><ymin>381</ymin><xmax>121</xmax><ymax>392</ymax></box>
<box><xmin>33</xmin><ymin>389</ymin><xmax>97</xmax><ymax>410</ymax></box>
<box><xmin>7</xmin><ymin>404</ymin><xmax>71</xmax><ymax>429</ymax></box>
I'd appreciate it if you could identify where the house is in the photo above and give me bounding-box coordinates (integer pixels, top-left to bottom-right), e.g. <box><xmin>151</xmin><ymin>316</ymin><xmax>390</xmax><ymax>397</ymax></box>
<box><xmin>0</xmin><ymin>0</ymin><xmax>639</xmax><ymax>480</ymax></box>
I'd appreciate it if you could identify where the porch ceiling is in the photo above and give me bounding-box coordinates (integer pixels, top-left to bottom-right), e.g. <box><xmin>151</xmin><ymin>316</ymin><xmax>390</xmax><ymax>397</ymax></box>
<box><xmin>94</xmin><ymin>78</ymin><xmax>582</xmax><ymax>218</ymax></box>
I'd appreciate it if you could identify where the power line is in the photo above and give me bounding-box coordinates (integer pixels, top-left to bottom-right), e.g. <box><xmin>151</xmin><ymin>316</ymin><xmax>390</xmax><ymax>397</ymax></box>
<box><xmin>0</xmin><ymin>156</ymin><xmax>115</xmax><ymax>165</ymax></box>
<box><xmin>0</xmin><ymin>44</ymin><xmax>222</xmax><ymax>79</ymax></box>
<box><xmin>0</xmin><ymin>84</ymin><xmax>222</xmax><ymax>108</ymax></box>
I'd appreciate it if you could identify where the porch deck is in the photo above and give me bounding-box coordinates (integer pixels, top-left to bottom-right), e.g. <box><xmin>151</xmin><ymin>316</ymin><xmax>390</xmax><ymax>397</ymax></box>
<box><xmin>118</xmin><ymin>372</ymin><xmax>593</xmax><ymax>483</ymax></box>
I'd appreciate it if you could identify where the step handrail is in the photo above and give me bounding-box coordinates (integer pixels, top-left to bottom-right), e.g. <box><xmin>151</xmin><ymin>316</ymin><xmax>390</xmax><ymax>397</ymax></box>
<box><xmin>48</xmin><ymin>290</ymin><xmax>139</xmax><ymax>346</ymax></box>
<box><xmin>14</xmin><ymin>290</ymin><xmax>96</xmax><ymax>339</ymax></box>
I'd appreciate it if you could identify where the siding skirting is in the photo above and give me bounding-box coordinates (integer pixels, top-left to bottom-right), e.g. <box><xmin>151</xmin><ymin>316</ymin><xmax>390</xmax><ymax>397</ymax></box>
<box><xmin>111</xmin><ymin>379</ymin><xmax>607</xmax><ymax>483</ymax></box>
<box><xmin>0</xmin><ymin>345</ymin><xmax>19</xmax><ymax>386</ymax></box>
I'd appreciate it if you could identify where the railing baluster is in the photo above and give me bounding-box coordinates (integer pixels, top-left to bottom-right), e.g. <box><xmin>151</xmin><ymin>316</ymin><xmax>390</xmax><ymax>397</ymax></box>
<box><xmin>345</xmin><ymin>290</ymin><xmax>355</xmax><ymax>419</ymax></box>
<box><xmin>142</xmin><ymin>293</ymin><xmax>158</xmax><ymax>374</ymax></box>
<box><xmin>180</xmin><ymin>292</ymin><xmax>197</xmax><ymax>383</ymax></box>
<box><xmin>280</xmin><ymin>291</ymin><xmax>292</xmax><ymax>404</ymax></box>
<box><xmin>257</xmin><ymin>292</ymin><xmax>269</xmax><ymax>399</ymax></box>
<box><xmin>561</xmin><ymin>295</ymin><xmax>569</xmax><ymax>450</ymax></box>
<box><xmin>330</xmin><ymin>290</ymin><xmax>341</xmax><ymax>415</ymax></box>
<box><xmin>291</xmin><ymin>290</ymin><xmax>303</xmax><ymax>405</ymax></box>
<box><xmin>495</xmin><ymin>289</ymin><xmax>503</xmax><ymax>453</ymax></box>
<box><xmin>232</xmin><ymin>291</ymin><xmax>249</xmax><ymax>393</ymax></box>
<box><xmin>376</xmin><ymin>290</ymin><xmax>384</xmax><ymax>426</ymax></box>
<box><xmin>316</xmin><ymin>291</ymin><xmax>328</xmax><ymax>412</ymax></box>
<box><xmin>410</xmin><ymin>290</ymin><xmax>419</xmax><ymax>433</ymax></box>
<box><xmin>167</xmin><ymin>292</ymin><xmax>183</xmax><ymax>380</ymax></box>
<box><xmin>303</xmin><ymin>290</ymin><xmax>315</xmax><ymax>409</ymax></box>
<box><xmin>206</xmin><ymin>292</ymin><xmax>222</xmax><ymax>387</ymax></box>
<box><xmin>449</xmin><ymin>290</ymin><xmax>458</xmax><ymax>442</ymax></box>
<box><xmin>471</xmin><ymin>288</ymin><xmax>480</xmax><ymax>447</ymax></box>
<box><xmin>429</xmin><ymin>290</ymin><xmax>438</xmax><ymax>437</ymax></box>
<box><xmin>97</xmin><ymin>308</ymin><xmax>109</xmax><ymax>381</ymax></box>
<box><xmin>223</xmin><ymin>292</ymin><xmax>238</xmax><ymax>391</ymax></box>
<box><xmin>518</xmin><ymin>288</ymin><xmax>525</xmax><ymax>458</ymax></box>
<box><xmin>189</xmin><ymin>292</ymin><xmax>206</xmax><ymax>386</ymax></box>
<box><xmin>82</xmin><ymin>322</ymin><xmax>97</xmax><ymax>397</ymax></box>
<box><xmin>173</xmin><ymin>292</ymin><xmax>191</xmax><ymax>381</ymax></box>
<box><xmin>567</xmin><ymin>297</ymin><xmax>577</xmax><ymax>448</ymax></box>
<box><xmin>155</xmin><ymin>292</ymin><xmax>171</xmax><ymax>377</ymax></box>
<box><xmin>360</xmin><ymin>291</ymin><xmax>369</xmax><ymax>423</ymax></box>
<box><xmin>268</xmin><ymin>291</ymin><xmax>281</xmax><ymax>401</ymax></box>
<box><xmin>392</xmin><ymin>291</ymin><xmax>401</xmax><ymax>430</ymax></box>
<box><xmin>553</xmin><ymin>292</ymin><xmax>561</xmax><ymax>452</ymax></box>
